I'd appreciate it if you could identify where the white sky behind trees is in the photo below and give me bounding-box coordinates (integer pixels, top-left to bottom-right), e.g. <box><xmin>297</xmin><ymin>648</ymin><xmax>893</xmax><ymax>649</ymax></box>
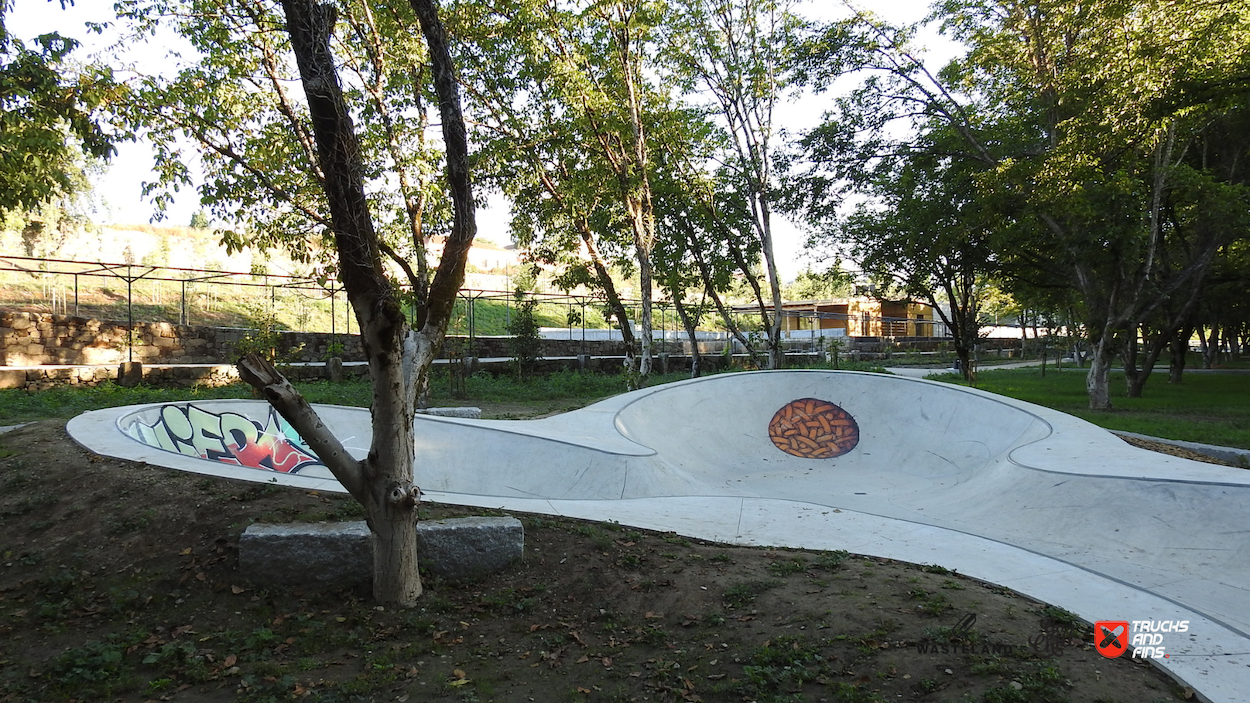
<box><xmin>8</xmin><ymin>0</ymin><xmax>960</xmax><ymax>280</ymax></box>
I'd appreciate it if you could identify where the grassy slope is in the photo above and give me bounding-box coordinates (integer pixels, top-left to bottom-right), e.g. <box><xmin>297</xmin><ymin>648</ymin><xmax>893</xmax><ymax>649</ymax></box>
<box><xmin>936</xmin><ymin>367</ymin><xmax>1250</xmax><ymax>449</ymax></box>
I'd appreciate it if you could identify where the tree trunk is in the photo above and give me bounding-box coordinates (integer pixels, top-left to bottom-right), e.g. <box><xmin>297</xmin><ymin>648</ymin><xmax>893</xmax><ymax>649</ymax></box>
<box><xmin>759</xmin><ymin>209</ymin><xmax>785</xmax><ymax>371</ymax></box>
<box><xmin>574</xmin><ymin>221</ymin><xmax>636</xmax><ymax>369</ymax></box>
<box><xmin>635</xmin><ymin>231</ymin><xmax>654</xmax><ymax>377</ymax></box>
<box><xmin>673</xmin><ymin>294</ymin><xmax>701</xmax><ymax>378</ymax></box>
<box><xmin>1201</xmin><ymin>325</ymin><xmax>1220</xmax><ymax>369</ymax></box>
<box><xmin>267</xmin><ymin>0</ymin><xmax>475</xmax><ymax>606</ymax></box>
<box><xmin>1120</xmin><ymin>329</ymin><xmax>1144</xmax><ymax>398</ymax></box>
<box><xmin>1087</xmin><ymin>335</ymin><xmax>1115</xmax><ymax>410</ymax></box>
<box><xmin>1168</xmin><ymin>325</ymin><xmax>1191</xmax><ymax>384</ymax></box>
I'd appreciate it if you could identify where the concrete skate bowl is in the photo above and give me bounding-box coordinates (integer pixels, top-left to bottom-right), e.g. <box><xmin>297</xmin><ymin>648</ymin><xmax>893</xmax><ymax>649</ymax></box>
<box><xmin>67</xmin><ymin>370</ymin><xmax>1250</xmax><ymax>701</ymax></box>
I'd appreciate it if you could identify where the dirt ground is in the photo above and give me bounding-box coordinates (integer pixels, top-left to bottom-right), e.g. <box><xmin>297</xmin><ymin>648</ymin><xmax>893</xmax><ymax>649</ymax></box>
<box><xmin>0</xmin><ymin>418</ymin><xmax>1193</xmax><ymax>703</ymax></box>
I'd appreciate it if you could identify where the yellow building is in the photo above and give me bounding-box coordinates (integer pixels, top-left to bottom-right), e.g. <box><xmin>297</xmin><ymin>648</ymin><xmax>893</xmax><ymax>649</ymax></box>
<box><xmin>772</xmin><ymin>298</ymin><xmax>937</xmax><ymax>337</ymax></box>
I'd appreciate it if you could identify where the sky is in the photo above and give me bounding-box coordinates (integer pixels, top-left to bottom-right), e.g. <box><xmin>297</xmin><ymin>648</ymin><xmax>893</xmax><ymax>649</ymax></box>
<box><xmin>7</xmin><ymin>0</ymin><xmax>962</xmax><ymax>280</ymax></box>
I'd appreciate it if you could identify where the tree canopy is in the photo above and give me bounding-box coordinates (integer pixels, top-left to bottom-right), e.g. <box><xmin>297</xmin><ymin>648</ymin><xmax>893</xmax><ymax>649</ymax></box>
<box><xmin>0</xmin><ymin>0</ymin><xmax>118</xmax><ymax>214</ymax></box>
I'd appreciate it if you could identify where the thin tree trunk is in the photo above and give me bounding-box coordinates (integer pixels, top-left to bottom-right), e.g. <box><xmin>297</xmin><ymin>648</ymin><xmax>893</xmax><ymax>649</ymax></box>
<box><xmin>1201</xmin><ymin>325</ymin><xmax>1220</xmax><ymax>369</ymax></box>
<box><xmin>574</xmin><ymin>220</ymin><xmax>636</xmax><ymax>367</ymax></box>
<box><xmin>1168</xmin><ymin>324</ymin><xmax>1192</xmax><ymax>384</ymax></box>
<box><xmin>1120</xmin><ymin>328</ymin><xmax>1143</xmax><ymax>398</ymax></box>
<box><xmin>1087</xmin><ymin>333</ymin><xmax>1115</xmax><ymax>410</ymax></box>
<box><xmin>674</xmin><ymin>294</ymin><xmax>701</xmax><ymax>378</ymax></box>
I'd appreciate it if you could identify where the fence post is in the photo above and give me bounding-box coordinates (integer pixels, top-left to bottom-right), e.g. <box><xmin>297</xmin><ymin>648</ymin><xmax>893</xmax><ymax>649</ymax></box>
<box><xmin>126</xmin><ymin>266</ymin><xmax>134</xmax><ymax>363</ymax></box>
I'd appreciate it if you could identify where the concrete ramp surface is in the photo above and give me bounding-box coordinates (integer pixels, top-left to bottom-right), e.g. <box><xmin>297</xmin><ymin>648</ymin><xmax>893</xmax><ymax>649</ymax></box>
<box><xmin>68</xmin><ymin>370</ymin><xmax>1250</xmax><ymax>702</ymax></box>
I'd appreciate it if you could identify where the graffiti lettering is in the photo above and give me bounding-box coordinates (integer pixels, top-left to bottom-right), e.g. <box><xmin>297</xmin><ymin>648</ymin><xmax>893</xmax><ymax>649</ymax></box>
<box><xmin>125</xmin><ymin>404</ymin><xmax>325</xmax><ymax>475</ymax></box>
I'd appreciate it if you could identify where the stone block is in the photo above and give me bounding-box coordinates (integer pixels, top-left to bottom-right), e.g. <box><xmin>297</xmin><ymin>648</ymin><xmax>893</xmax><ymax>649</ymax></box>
<box><xmin>325</xmin><ymin>357</ymin><xmax>344</xmax><ymax>382</ymax></box>
<box><xmin>0</xmin><ymin>369</ymin><xmax>25</xmax><ymax>390</ymax></box>
<box><xmin>417</xmin><ymin>516</ymin><xmax>523</xmax><ymax>581</ymax></box>
<box><xmin>239</xmin><ymin>516</ymin><xmax>523</xmax><ymax>588</ymax></box>
<box><xmin>239</xmin><ymin>522</ymin><xmax>372</xmax><ymax>588</ymax></box>
<box><xmin>117</xmin><ymin>361</ymin><xmax>143</xmax><ymax>387</ymax></box>
<box><xmin>10</xmin><ymin>316</ymin><xmax>30</xmax><ymax>330</ymax></box>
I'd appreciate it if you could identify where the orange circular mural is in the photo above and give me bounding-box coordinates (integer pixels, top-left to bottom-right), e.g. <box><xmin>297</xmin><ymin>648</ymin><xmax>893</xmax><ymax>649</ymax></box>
<box><xmin>768</xmin><ymin>398</ymin><xmax>859</xmax><ymax>459</ymax></box>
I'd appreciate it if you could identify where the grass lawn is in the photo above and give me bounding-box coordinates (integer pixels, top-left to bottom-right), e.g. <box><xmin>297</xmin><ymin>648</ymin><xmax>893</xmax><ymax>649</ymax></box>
<box><xmin>934</xmin><ymin>367</ymin><xmax>1250</xmax><ymax>449</ymax></box>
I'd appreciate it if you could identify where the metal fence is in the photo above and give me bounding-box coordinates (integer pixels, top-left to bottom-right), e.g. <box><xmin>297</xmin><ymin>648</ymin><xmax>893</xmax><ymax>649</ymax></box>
<box><xmin>0</xmin><ymin>256</ymin><xmax>953</xmax><ymax>352</ymax></box>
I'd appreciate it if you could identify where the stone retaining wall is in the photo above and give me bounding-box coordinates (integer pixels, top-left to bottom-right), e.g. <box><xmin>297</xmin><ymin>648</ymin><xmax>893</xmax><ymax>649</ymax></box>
<box><xmin>0</xmin><ymin>312</ymin><xmax>367</xmax><ymax>367</ymax></box>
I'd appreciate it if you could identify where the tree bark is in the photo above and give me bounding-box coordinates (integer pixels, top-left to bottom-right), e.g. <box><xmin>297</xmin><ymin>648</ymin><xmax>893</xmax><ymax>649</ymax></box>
<box><xmin>1201</xmin><ymin>325</ymin><xmax>1220</xmax><ymax>369</ymax></box>
<box><xmin>1086</xmin><ymin>334</ymin><xmax>1115</xmax><ymax>410</ymax></box>
<box><xmin>673</xmin><ymin>294</ymin><xmax>701</xmax><ymax>378</ymax></box>
<box><xmin>1168</xmin><ymin>324</ymin><xmax>1191</xmax><ymax>383</ymax></box>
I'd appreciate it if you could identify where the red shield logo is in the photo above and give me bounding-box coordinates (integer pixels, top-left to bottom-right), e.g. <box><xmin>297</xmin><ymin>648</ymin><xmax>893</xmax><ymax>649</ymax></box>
<box><xmin>1095</xmin><ymin>621</ymin><xmax>1129</xmax><ymax>658</ymax></box>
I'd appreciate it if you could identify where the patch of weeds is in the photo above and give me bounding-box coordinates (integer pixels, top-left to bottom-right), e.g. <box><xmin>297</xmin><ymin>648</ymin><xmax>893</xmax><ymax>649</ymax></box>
<box><xmin>46</xmin><ymin>636</ymin><xmax>140</xmax><ymax>697</ymax></box>
<box><xmin>574</xmin><ymin>524</ymin><xmax>614</xmax><ymax>550</ymax></box>
<box><xmin>709</xmin><ymin>552</ymin><xmax>732</xmax><ymax>564</ymax></box>
<box><xmin>913</xmin><ymin>677</ymin><xmax>941</xmax><ymax>695</ymax></box>
<box><xmin>768</xmin><ymin>556</ymin><xmax>809</xmax><ymax>577</ymax></box>
<box><xmin>980</xmin><ymin>663</ymin><xmax>1069</xmax><ymax>703</ymax></box>
<box><xmin>970</xmin><ymin>654</ymin><xmax>1015</xmax><ymax>676</ymax></box>
<box><xmin>480</xmin><ymin>586</ymin><xmax>543</xmax><ymax>614</ymax></box>
<box><xmin>523</xmin><ymin>516</ymin><xmax>560</xmax><ymax>530</ymax></box>
<box><xmin>637</xmin><ymin>624</ymin><xmax>669</xmax><ymax>646</ymax></box>
<box><xmin>109</xmin><ymin>507</ymin><xmax>156</xmax><ymax>535</ymax></box>
<box><xmin>723</xmin><ymin>579</ymin><xmax>780</xmax><ymax>609</ymax></box>
<box><xmin>941</xmin><ymin>579</ymin><xmax>965</xmax><ymax>590</ymax></box>
<box><xmin>907</xmin><ymin>589</ymin><xmax>952</xmax><ymax>616</ymax></box>
<box><xmin>829</xmin><ymin>682</ymin><xmax>886</xmax><ymax>702</ymax></box>
<box><xmin>26</xmin><ymin>518</ymin><xmax>54</xmax><ymax>533</ymax></box>
<box><xmin>924</xmin><ymin>623</ymin><xmax>983</xmax><ymax>645</ymax></box>
<box><xmin>1039</xmin><ymin>605</ymin><xmax>1087</xmax><ymax>637</ymax></box>
<box><xmin>618</xmin><ymin>553</ymin><xmax>643</xmax><ymax>570</ymax></box>
<box><xmin>1</xmin><ymin>492</ymin><xmax>58</xmax><ymax>518</ymax></box>
<box><xmin>919</xmin><ymin>563</ymin><xmax>953</xmax><ymax>575</ymax></box>
<box><xmin>2</xmin><ymin>470</ymin><xmax>30</xmax><ymax>489</ymax></box>
<box><xmin>813</xmin><ymin>549</ymin><xmax>850</xmax><ymax>571</ymax></box>
<box><xmin>727</xmin><ymin>636</ymin><xmax>827</xmax><ymax>701</ymax></box>
<box><xmin>661</xmin><ymin>533</ymin><xmax>691</xmax><ymax>547</ymax></box>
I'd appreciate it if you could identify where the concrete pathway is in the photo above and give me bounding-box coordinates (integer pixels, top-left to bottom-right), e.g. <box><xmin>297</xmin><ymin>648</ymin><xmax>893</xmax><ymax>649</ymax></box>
<box><xmin>67</xmin><ymin>370</ymin><xmax>1250</xmax><ymax>702</ymax></box>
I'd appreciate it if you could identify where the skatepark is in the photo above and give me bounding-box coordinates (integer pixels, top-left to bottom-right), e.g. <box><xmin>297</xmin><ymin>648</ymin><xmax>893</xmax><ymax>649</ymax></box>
<box><xmin>67</xmin><ymin>369</ymin><xmax>1250</xmax><ymax>702</ymax></box>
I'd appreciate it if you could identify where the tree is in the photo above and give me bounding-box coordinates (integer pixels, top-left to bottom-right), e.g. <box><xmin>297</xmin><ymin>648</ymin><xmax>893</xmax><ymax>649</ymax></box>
<box><xmin>783</xmin><ymin>266</ymin><xmax>853</xmax><ymax>302</ymax></box>
<box><xmin>459</xmin><ymin>0</ymin><xmax>676</xmax><ymax>379</ymax></box>
<box><xmin>119</xmin><ymin>0</ymin><xmax>447</xmax><ymax>288</ymax></box>
<box><xmin>805</xmin><ymin>118</ymin><xmax>998</xmax><ymax>379</ymax></box>
<box><xmin>0</xmin><ymin>0</ymin><xmax>117</xmax><ymax>215</ymax></box>
<box><xmin>207</xmin><ymin>0</ymin><xmax>473</xmax><ymax>606</ymax></box>
<box><xmin>663</xmin><ymin>0</ymin><xmax>807</xmax><ymax>369</ymax></box>
<box><xmin>796</xmin><ymin>0</ymin><xmax>1250</xmax><ymax>408</ymax></box>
